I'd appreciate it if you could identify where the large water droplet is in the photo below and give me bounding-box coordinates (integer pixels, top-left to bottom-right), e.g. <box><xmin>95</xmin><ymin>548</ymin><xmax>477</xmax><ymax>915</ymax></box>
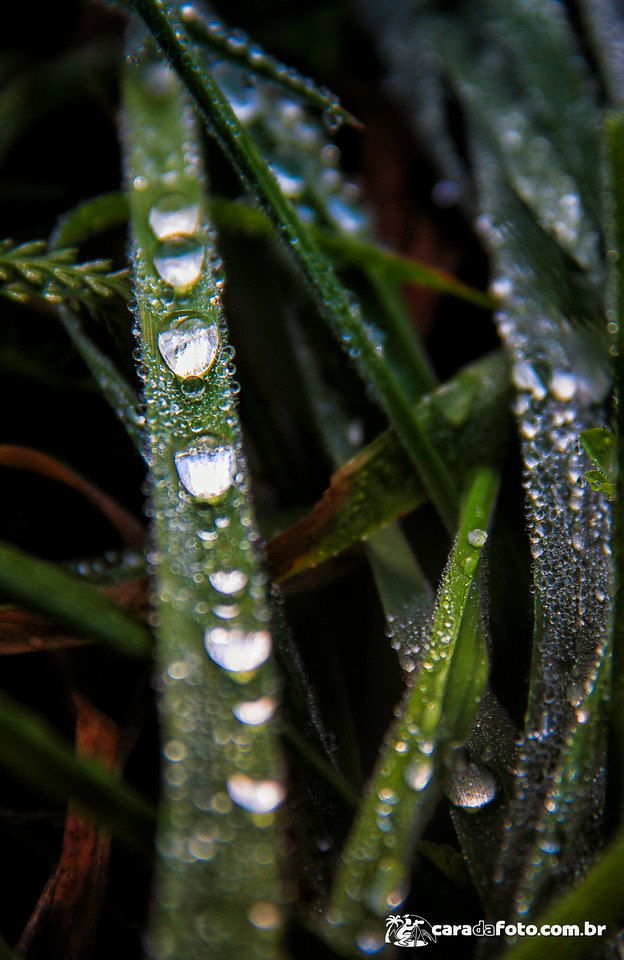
<box><xmin>174</xmin><ymin>437</ymin><xmax>236</xmax><ymax>500</ymax></box>
<box><xmin>154</xmin><ymin>237</ymin><xmax>204</xmax><ymax>288</ymax></box>
<box><xmin>404</xmin><ymin>756</ymin><xmax>434</xmax><ymax>792</ymax></box>
<box><xmin>149</xmin><ymin>196</ymin><xmax>200</xmax><ymax>240</ymax></box>
<box><xmin>233</xmin><ymin>696</ymin><xmax>277</xmax><ymax>725</ymax></box>
<box><xmin>445</xmin><ymin>762</ymin><xmax>498</xmax><ymax>810</ymax></box>
<box><xmin>227</xmin><ymin>773</ymin><xmax>285</xmax><ymax>813</ymax></box>
<box><xmin>158</xmin><ymin>315</ymin><xmax>219</xmax><ymax>379</ymax></box>
<box><xmin>467</xmin><ymin>528</ymin><xmax>488</xmax><ymax>548</ymax></box>
<box><xmin>204</xmin><ymin>626</ymin><xmax>271</xmax><ymax>672</ymax></box>
<box><xmin>248</xmin><ymin>901</ymin><xmax>282</xmax><ymax>930</ymax></box>
<box><xmin>209</xmin><ymin>569</ymin><xmax>248</xmax><ymax>594</ymax></box>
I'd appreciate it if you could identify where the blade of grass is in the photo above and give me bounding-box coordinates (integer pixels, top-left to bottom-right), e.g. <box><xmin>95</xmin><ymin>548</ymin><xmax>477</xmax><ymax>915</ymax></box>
<box><xmin>322</xmin><ymin>467</ymin><xmax>498</xmax><ymax>955</ymax></box>
<box><xmin>127</xmin><ymin>0</ymin><xmax>460</xmax><ymax>533</ymax></box>
<box><xmin>206</xmin><ymin>196</ymin><xmax>493</xmax><ymax>309</ymax></box>
<box><xmin>178</xmin><ymin>3</ymin><xmax>360</xmax><ymax>129</ymax></box>
<box><xmin>0</xmin><ymin>691</ymin><xmax>154</xmax><ymax>854</ymax></box>
<box><xmin>267</xmin><ymin>350</ymin><xmax>510</xmax><ymax>582</ymax></box>
<box><xmin>607</xmin><ymin>111</ymin><xmax>624</xmax><ymax>828</ymax></box>
<box><xmin>0</xmin><ymin>542</ymin><xmax>151</xmax><ymax>658</ymax></box>
<box><xmin>123</xmin><ymin>49</ymin><xmax>287</xmax><ymax>960</ymax></box>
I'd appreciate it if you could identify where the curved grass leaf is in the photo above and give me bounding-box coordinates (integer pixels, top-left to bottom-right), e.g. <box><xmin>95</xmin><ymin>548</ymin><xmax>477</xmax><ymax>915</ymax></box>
<box><xmin>267</xmin><ymin>350</ymin><xmax>510</xmax><ymax>583</ymax></box>
<box><xmin>0</xmin><ymin>445</ymin><xmax>144</xmax><ymax>546</ymax></box>
<box><xmin>123</xmin><ymin>51</ymin><xmax>287</xmax><ymax>960</ymax></box>
<box><xmin>127</xmin><ymin>0</ymin><xmax>459</xmax><ymax>533</ymax></box>
<box><xmin>0</xmin><ymin>541</ymin><xmax>151</xmax><ymax>658</ymax></box>
<box><xmin>322</xmin><ymin>467</ymin><xmax>498</xmax><ymax>956</ymax></box>
<box><xmin>0</xmin><ymin>691</ymin><xmax>154</xmax><ymax>854</ymax></box>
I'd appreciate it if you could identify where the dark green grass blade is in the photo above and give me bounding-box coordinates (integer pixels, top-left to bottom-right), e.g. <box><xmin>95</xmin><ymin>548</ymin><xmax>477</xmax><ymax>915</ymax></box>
<box><xmin>268</xmin><ymin>351</ymin><xmax>510</xmax><ymax>583</ymax></box>
<box><xmin>0</xmin><ymin>541</ymin><xmax>151</xmax><ymax>657</ymax></box>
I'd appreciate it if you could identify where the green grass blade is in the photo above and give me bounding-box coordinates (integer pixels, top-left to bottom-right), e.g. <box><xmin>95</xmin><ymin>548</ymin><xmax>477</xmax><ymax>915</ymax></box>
<box><xmin>268</xmin><ymin>351</ymin><xmax>510</xmax><ymax>582</ymax></box>
<box><xmin>206</xmin><ymin>198</ymin><xmax>491</xmax><ymax>309</ymax></box>
<box><xmin>607</xmin><ymin>110</ymin><xmax>624</xmax><ymax>827</ymax></box>
<box><xmin>0</xmin><ymin>541</ymin><xmax>151</xmax><ymax>657</ymax></box>
<box><xmin>323</xmin><ymin>467</ymin><xmax>498</xmax><ymax>955</ymax></box>
<box><xmin>366</xmin><ymin>524</ymin><xmax>433</xmax><ymax>675</ymax></box>
<box><xmin>127</xmin><ymin>0</ymin><xmax>459</xmax><ymax>533</ymax></box>
<box><xmin>178</xmin><ymin>4</ymin><xmax>359</xmax><ymax>130</ymax></box>
<box><xmin>0</xmin><ymin>691</ymin><xmax>154</xmax><ymax>854</ymax></box>
<box><xmin>123</xmin><ymin>51</ymin><xmax>287</xmax><ymax>960</ymax></box>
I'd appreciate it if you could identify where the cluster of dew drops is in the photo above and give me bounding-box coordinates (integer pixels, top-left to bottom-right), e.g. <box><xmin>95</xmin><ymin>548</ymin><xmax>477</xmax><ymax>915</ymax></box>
<box><xmin>130</xmin><ymin>58</ymin><xmax>296</xmax><ymax>854</ymax></box>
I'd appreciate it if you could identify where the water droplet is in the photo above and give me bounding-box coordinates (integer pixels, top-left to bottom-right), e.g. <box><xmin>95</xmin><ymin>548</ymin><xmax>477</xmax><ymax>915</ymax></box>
<box><xmin>149</xmin><ymin>196</ymin><xmax>200</xmax><ymax>240</ymax></box>
<box><xmin>158</xmin><ymin>314</ymin><xmax>219</xmax><ymax>379</ymax></box>
<box><xmin>154</xmin><ymin>237</ymin><xmax>204</xmax><ymax>288</ymax></box>
<box><xmin>467</xmin><ymin>528</ymin><xmax>488</xmax><ymax>548</ymax></box>
<box><xmin>174</xmin><ymin>437</ymin><xmax>236</xmax><ymax>500</ymax></box>
<box><xmin>248</xmin><ymin>901</ymin><xmax>282</xmax><ymax>930</ymax></box>
<box><xmin>227</xmin><ymin>773</ymin><xmax>285</xmax><ymax>813</ymax></box>
<box><xmin>356</xmin><ymin>931</ymin><xmax>385</xmax><ymax>954</ymax></box>
<box><xmin>404</xmin><ymin>756</ymin><xmax>434</xmax><ymax>791</ymax></box>
<box><xmin>233</xmin><ymin>696</ymin><xmax>277</xmax><ymax>725</ymax></box>
<box><xmin>180</xmin><ymin>376</ymin><xmax>205</xmax><ymax>398</ymax></box>
<box><xmin>213</xmin><ymin>61</ymin><xmax>261</xmax><ymax>125</ymax></box>
<box><xmin>549</xmin><ymin>370</ymin><xmax>577</xmax><ymax>401</ymax></box>
<box><xmin>209</xmin><ymin>569</ymin><xmax>248</xmax><ymax>594</ymax></box>
<box><xmin>133</xmin><ymin>175</ymin><xmax>148</xmax><ymax>192</ymax></box>
<box><xmin>512</xmin><ymin>361</ymin><xmax>547</xmax><ymax>400</ymax></box>
<box><xmin>214</xmin><ymin>603</ymin><xmax>240</xmax><ymax>620</ymax></box>
<box><xmin>204</xmin><ymin>626</ymin><xmax>271</xmax><ymax>672</ymax></box>
<box><xmin>445</xmin><ymin>762</ymin><xmax>498</xmax><ymax>810</ymax></box>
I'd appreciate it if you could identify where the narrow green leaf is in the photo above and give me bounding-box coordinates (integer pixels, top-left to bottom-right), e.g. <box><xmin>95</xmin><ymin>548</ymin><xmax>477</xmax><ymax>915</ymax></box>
<box><xmin>0</xmin><ymin>691</ymin><xmax>154</xmax><ymax>854</ymax></box>
<box><xmin>0</xmin><ymin>541</ymin><xmax>151</xmax><ymax>657</ymax></box>
<box><xmin>178</xmin><ymin>4</ymin><xmax>360</xmax><ymax>130</ymax></box>
<box><xmin>267</xmin><ymin>351</ymin><xmax>510</xmax><ymax>582</ymax></box>
<box><xmin>123</xmin><ymin>50</ymin><xmax>287</xmax><ymax>959</ymax></box>
<box><xmin>366</xmin><ymin>524</ymin><xmax>433</xmax><ymax>676</ymax></box>
<box><xmin>607</xmin><ymin>110</ymin><xmax>624</xmax><ymax>830</ymax></box>
<box><xmin>323</xmin><ymin>467</ymin><xmax>498</xmax><ymax>955</ymax></box>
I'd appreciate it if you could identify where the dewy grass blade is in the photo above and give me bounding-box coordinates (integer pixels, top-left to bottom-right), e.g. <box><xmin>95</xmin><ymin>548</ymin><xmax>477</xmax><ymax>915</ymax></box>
<box><xmin>268</xmin><ymin>351</ymin><xmax>510</xmax><ymax>583</ymax></box>
<box><xmin>607</xmin><ymin>111</ymin><xmax>624</xmax><ymax>824</ymax></box>
<box><xmin>323</xmin><ymin>467</ymin><xmax>498</xmax><ymax>955</ymax></box>
<box><xmin>0</xmin><ymin>691</ymin><xmax>154</xmax><ymax>854</ymax></box>
<box><xmin>0</xmin><ymin>541</ymin><xmax>151</xmax><ymax>658</ymax></box>
<box><xmin>122</xmin><ymin>51</ymin><xmax>287</xmax><ymax>960</ymax></box>
<box><xmin>127</xmin><ymin>0</ymin><xmax>459</xmax><ymax>533</ymax></box>
<box><xmin>177</xmin><ymin>4</ymin><xmax>360</xmax><ymax>130</ymax></box>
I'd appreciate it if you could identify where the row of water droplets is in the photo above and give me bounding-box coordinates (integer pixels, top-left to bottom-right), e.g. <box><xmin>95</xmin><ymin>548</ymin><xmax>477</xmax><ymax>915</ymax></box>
<box><xmin>326</xmin><ymin>513</ymin><xmax>497</xmax><ymax>955</ymax></box>
<box><xmin>124</xmin><ymin>52</ymin><xmax>286</xmax><ymax>957</ymax></box>
<box><xmin>475</xmin><ymin>169</ymin><xmax>612</xmax><ymax>918</ymax></box>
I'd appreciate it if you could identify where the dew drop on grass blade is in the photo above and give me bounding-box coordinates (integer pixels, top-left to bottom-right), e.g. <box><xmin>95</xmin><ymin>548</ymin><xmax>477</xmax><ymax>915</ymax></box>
<box><xmin>122</xmin><ymin>50</ymin><xmax>286</xmax><ymax>960</ymax></box>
